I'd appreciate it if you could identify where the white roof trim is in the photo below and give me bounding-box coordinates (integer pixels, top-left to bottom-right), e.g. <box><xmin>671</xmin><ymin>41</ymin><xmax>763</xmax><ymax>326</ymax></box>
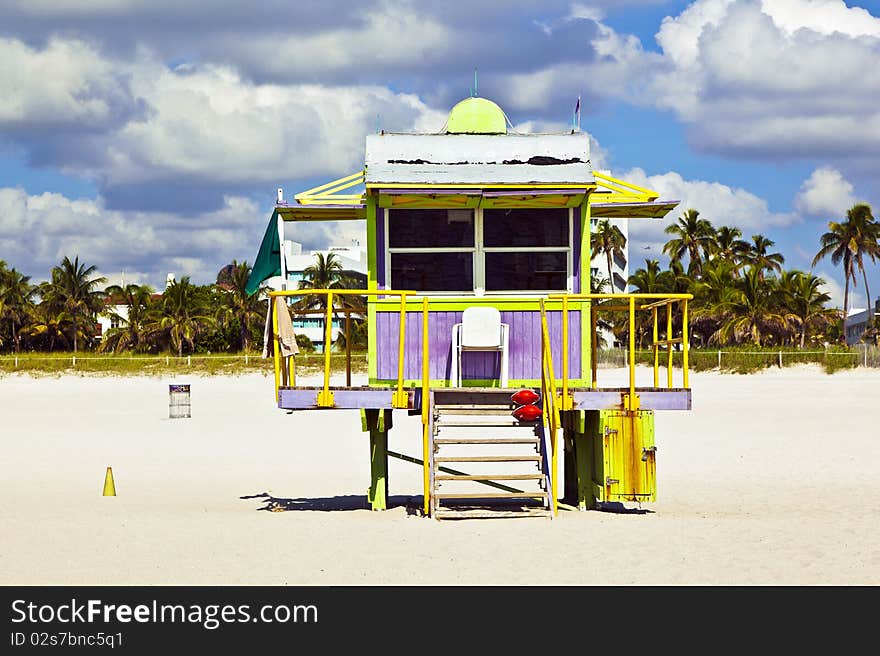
<box><xmin>365</xmin><ymin>133</ymin><xmax>592</xmax><ymax>185</ymax></box>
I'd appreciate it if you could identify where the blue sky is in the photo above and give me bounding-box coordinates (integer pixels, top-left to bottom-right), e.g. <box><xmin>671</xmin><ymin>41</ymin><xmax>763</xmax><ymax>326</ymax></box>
<box><xmin>0</xmin><ymin>0</ymin><xmax>878</xmax><ymax>310</ymax></box>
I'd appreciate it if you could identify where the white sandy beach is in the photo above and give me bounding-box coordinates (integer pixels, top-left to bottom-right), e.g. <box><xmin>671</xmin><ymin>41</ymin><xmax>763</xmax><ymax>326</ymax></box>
<box><xmin>1</xmin><ymin>366</ymin><xmax>878</xmax><ymax>585</ymax></box>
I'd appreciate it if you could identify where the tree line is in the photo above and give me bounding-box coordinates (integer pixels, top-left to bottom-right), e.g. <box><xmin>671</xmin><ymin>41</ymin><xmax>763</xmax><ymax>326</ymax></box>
<box><xmin>0</xmin><ymin>252</ymin><xmax>364</xmax><ymax>355</ymax></box>
<box><xmin>2</xmin><ymin>202</ymin><xmax>877</xmax><ymax>354</ymax></box>
<box><xmin>591</xmin><ymin>203</ymin><xmax>879</xmax><ymax>348</ymax></box>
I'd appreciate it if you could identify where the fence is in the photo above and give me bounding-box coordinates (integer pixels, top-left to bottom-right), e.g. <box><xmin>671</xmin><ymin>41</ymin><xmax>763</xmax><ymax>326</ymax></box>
<box><xmin>0</xmin><ymin>353</ymin><xmax>369</xmax><ymax>375</ymax></box>
<box><xmin>596</xmin><ymin>345</ymin><xmax>880</xmax><ymax>372</ymax></box>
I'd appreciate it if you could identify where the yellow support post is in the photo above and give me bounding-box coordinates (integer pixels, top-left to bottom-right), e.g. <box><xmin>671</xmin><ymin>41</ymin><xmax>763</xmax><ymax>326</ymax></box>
<box><xmin>561</xmin><ymin>295</ymin><xmax>570</xmax><ymax>410</ymax></box>
<box><xmin>590</xmin><ymin>303</ymin><xmax>598</xmax><ymax>388</ymax></box>
<box><xmin>272</xmin><ymin>298</ymin><xmax>281</xmax><ymax>402</ymax></box>
<box><xmin>392</xmin><ymin>294</ymin><xmax>409</xmax><ymax>408</ymax></box>
<box><xmin>628</xmin><ymin>295</ymin><xmax>636</xmax><ymax>406</ymax></box>
<box><xmin>421</xmin><ymin>298</ymin><xmax>430</xmax><ymax>516</ymax></box>
<box><xmin>317</xmin><ymin>293</ymin><xmax>335</xmax><ymax>407</ymax></box>
<box><xmin>666</xmin><ymin>300</ymin><xmax>673</xmax><ymax>389</ymax></box>
<box><xmin>652</xmin><ymin>306</ymin><xmax>659</xmax><ymax>388</ymax></box>
<box><xmin>539</xmin><ymin>301</ymin><xmax>559</xmax><ymax>517</ymax></box>
<box><xmin>682</xmin><ymin>298</ymin><xmax>690</xmax><ymax>388</ymax></box>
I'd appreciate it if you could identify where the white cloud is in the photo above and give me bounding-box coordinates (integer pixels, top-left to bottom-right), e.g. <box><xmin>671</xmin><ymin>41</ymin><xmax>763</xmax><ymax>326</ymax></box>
<box><xmin>0</xmin><ymin>37</ymin><xmax>142</xmax><ymax>129</ymax></box>
<box><xmin>0</xmin><ymin>37</ymin><xmax>445</xmax><ymax>207</ymax></box>
<box><xmin>645</xmin><ymin>0</ymin><xmax>880</xmax><ymax>159</ymax></box>
<box><xmin>0</xmin><ymin>186</ymin><xmax>273</xmax><ymax>286</ymax></box>
<box><xmin>619</xmin><ymin>166</ymin><xmax>797</xmax><ymax>254</ymax></box>
<box><xmin>816</xmin><ymin>269</ymin><xmax>866</xmax><ymax>311</ymax></box>
<box><xmin>794</xmin><ymin>167</ymin><xmax>858</xmax><ymax>217</ymax></box>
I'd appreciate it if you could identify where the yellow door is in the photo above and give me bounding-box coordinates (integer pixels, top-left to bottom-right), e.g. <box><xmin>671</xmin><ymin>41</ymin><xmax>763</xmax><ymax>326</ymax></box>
<box><xmin>595</xmin><ymin>410</ymin><xmax>656</xmax><ymax>503</ymax></box>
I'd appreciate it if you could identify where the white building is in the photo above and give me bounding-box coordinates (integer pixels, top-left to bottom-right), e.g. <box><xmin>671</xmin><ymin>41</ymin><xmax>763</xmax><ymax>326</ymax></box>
<box><xmin>589</xmin><ymin>215</ymin><xmax>629</xmax><ymax>349</ymax></box>
<box><xmin>272</xmin><ymin>240</ymin><xmax>368</xmax><ymax>351</ymax></box>
<box><xmin>589</xmin><ymin>216</ymin><xmax>629</xmax><ymax>294</ymax></box>
<box><xmin>846</xmin><ymin>299</ymin><xmax>879</xmax><ymax>345</ymax></box>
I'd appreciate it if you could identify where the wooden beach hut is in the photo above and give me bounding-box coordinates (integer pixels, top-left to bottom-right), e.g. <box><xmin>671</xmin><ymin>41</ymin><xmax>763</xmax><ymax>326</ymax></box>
<box><xmin>248</xmin><ymin>97</ymin><xmax>693</xmax><ymax>519</ymax></box>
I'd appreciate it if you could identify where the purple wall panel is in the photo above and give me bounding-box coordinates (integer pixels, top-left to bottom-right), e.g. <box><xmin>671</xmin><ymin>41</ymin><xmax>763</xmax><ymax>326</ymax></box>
<box><xmin>376</xmin><ymin>310</ymin><xmax>581</xmax><ymax>381</ymax></box>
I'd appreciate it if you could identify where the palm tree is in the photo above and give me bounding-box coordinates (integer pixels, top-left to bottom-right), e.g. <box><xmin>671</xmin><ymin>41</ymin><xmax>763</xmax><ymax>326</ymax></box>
<box><xmin>690</xmin><ymin>258</ymin><xmax>738</xmax><ymax>345</ymax></box>
<box><xmin>215</xmin><ymin>260</ymin><xmax>267</xmax><ymax>352</ymax></box>
<box><xmin>627</xmin><ymin>259</ymin><xmax>671</xmax><ymax>348</ymax></box>
<box><xmin>26</xmin><ymin>304</ymin><xmax>73</xmax><ymax>351</ymax></box>
<box><xmin>591</xmin><ymin>220</ymin><xmax>627</xmax><ymax>289</ymax></box>
<box><xmin>297</xmin><ymin>253</ymin><xmax>365</xmax><ymax>350</ymax></box>
<box><xmin>778</xmin><ymin>270</ymin><xmax>838</xmax><ymax>348</ymax></box>
<box><xmin>628</xmin><ymin>259</ymin><xmax>666</xmax><ymax>295</ymax></box>
<box><xmin>98</xmin><ymin>284</ymin><xmax>157</xmax><ymax>353</ymax></box>
<box><xmin>709</xmin><ymin>267</ymin><xmax>787</xmax><ymax>346</ymax></box>
<box><xmin>745</xmin><ymin>234</ymin><xmax>785</xmax><ymax>279</ymax></box>
<box><xmin>42</xmin><ymin>256</ymin><xmax>107</xmax><ymax>352</ymax></box>
<box><xmin>813</xmin><ymin>204</ymin><xmax>880</xmax><ymax>341</ymax></box>
<box><xmin>0</xmin><ymin>266</ymin><xmax>36</xmax><ymax>353</ymax></box>
<box><xmin>708</xmin><ymin>226</ymin><xmax>750</xmax><ymax>274</ymax></box>
<box><xmin>662</xmin><ymin>209</ymin><xmax>714</xmax><ymax>277</ymax></box>
<box><xmin>154</xmin><ymin>277</ymin><xmax>213</xmax><ymax>357</ymax></box>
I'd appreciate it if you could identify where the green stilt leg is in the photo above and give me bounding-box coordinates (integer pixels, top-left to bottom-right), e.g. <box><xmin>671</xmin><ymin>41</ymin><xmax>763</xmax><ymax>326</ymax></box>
<box><xmin>361</xmin><ymin>409</ymin><xmax>392</xmax><ymax>511</ymax></box>
<box><xmin>562</xmin><ymin>412</ymin><xmax>579</xmax><ymax>505</ymax></box>
<box><xmin>574</xmin><ymin>410</ymin><xmax>596</xmax><ymax>510</ymax></box>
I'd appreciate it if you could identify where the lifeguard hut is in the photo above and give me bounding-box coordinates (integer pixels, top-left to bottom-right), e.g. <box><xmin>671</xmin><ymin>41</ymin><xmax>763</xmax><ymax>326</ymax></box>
<box><xmin>247</xmin><ymin>97</ymin><xmax>692</xmax><ymax>519</ymax></box>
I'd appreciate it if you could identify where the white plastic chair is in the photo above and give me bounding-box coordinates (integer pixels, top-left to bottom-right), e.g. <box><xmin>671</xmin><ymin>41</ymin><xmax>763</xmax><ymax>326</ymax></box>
<box><xmin>450</xmin><ymin>307</ymin><xmax>509</xmax><ymax>387</ymax></box>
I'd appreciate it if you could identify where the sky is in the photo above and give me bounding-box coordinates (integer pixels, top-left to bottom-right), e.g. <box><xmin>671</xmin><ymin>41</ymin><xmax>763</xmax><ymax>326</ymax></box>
<box><xmin>0</xmin><ymin>0</ymin><xmax>878</xmax><ymax>310</ymax></box>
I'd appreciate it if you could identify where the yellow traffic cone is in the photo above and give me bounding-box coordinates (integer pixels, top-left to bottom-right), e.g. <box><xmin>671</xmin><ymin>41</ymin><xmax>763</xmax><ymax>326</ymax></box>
<box><xmin>103</xmin><ymin>466</ymin><xmax>116</xmax><ymax>496</ymax></box>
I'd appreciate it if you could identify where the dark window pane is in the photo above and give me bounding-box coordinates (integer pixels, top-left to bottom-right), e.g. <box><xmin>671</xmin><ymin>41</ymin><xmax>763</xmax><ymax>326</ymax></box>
<box><xmin>483</xmin><ymin>208</ymin><xmax>569</xmax><ymax>247</ymax></box>
<box><xmin>388</xmin><ymin>209</ymin><xmax>475</xmax><ymax>248</ymax></box>
<box><xmin>485</xmin><ymin>251</ymin><xmax>567</xmax><ymax>291</ymax></box>
<box><xmin>391</xmin><ymin>252</ymin><xmax>474</xmax><ymax>292</ymax></box>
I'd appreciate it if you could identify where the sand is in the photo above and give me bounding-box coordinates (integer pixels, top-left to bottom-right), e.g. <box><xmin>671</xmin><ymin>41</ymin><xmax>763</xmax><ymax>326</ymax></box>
<box><xmin>1</xmin><ymin>365</ymin><xmax>878</xmax><ymax>585</ymax></box>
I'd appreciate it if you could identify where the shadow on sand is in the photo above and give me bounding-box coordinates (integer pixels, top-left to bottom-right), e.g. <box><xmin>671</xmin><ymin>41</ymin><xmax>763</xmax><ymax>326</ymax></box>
<box><xmin>240</xmin><ymin>492</ymin><xmax>422</xmax><ymax>515</ymax></box>
<box><xmin>595</xmin><ymin>501</ymin><xmax>653</xmax><ymax>515</ymax></box>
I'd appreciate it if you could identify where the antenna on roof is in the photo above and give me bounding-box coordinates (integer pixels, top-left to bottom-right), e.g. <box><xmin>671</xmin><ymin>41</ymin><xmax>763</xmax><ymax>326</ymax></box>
<box><xmin>472</xmin><ymin>68</ymin><xmax>478</xmax><ymax>97</ymax></box>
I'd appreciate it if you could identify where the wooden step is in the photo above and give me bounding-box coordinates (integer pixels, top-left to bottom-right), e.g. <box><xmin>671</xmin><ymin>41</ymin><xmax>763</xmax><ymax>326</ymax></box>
<box><xmin>434</xmin><ymin>437</ymin><xmax>539</xmax><ymax>445</ymax></box>
<box><xmin>435</xmin><ymin>420</ymin><xmax>537</xmax><ymax>427</ymax></box>
<box><xmin>435</xmin><ymin>404</ymin><xmax>513</xmax><ymax>411</ymax></box>
<box><xmin>435</xmin><ymin>473</ymin><xmax>544</xmax><ymax>481</ymax></box>
<box><xmin>435</xmin><ymin>455</ymin><xmax>541</xmax><ymax>463</ymax></box>
<box><xmin>435</xmin><ymin>492</ymin><xmax>548</xmax><ymax>500</ymax></box>
<box><xmin>434</xmin><ymin>409</ymin><xmax>514</xmax><ymax>416</ymax></box>
<box><xmin>434</xmin><ymin>508</ymin><xmax>550</xmax><ymax>520</ymax></box>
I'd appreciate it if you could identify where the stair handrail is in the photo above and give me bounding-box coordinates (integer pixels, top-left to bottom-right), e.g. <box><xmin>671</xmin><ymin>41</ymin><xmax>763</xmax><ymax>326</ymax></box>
<box><xmin>539</xmin><ymin>300</ymin><xmax>560</xmax><ymax>516</ymax></box>
<box><xmin>421</xmin><ymin>297</ymin><xmax>431</xmax><ymax>516</ymax></box>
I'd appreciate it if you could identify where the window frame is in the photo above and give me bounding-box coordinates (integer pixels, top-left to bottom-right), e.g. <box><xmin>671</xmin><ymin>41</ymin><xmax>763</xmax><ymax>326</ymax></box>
<box><xmin>385</xmin><ymin>207</ymin><xmax>573</xmax><ymax>295</ymax></box>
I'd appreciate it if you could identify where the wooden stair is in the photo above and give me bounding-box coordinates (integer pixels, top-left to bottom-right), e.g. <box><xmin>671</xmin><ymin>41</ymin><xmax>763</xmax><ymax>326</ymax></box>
<box><xmin>429</xmin><ymin>389</ymin><xmax>552</xmax><ymax>520</ymax></box>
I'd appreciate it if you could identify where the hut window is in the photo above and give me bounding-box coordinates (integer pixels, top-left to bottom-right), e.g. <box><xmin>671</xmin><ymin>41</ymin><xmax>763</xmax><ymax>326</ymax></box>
<box><xmin>485</xmin><ymin>251</ymin><xmax>567</xmax><ymax>291</ymax></box>
<box><xmin>386</xmin><ymin>207</ymin><xmax>571</xmax><ymax>293</ymax></box>
<box><xmin>387</xmin><ymin>209</ymin><xmax>476</xmax><ymax>292</ymax></box>
<box><xmin>388</xmin><ymin>209</ymin><xmax>474</xmax><ymax>248</ymax></box>
<box><xmin>390</xmin><ymin>252</ymin><xmax>474</xmax><ymax>292</ymax></box>
<box><xmin>482</xmin><ymin>208</ymin><xmax>570</xmax><ymax>292</ymax></box>
<box><xmin>483</xmin><ymin>208</ymin><xmax>569</xmax><ymax>248</ymax></box>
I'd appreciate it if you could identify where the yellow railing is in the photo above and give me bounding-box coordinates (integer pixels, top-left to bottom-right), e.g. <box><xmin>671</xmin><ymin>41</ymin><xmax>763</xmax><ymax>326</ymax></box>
<box><xmin>547</xmin><ymin>293</ymin><xmax>693</xmax><ymax>411</ymax></box>
<box><xmin>267</xmin><ymin>289</ymin><xmax>417</xmax><ymax>407</ymax></box>
<box><xmin>539</xmin><ymin>300</ymin><xmax>560</xmax><ymax>517</ymax></box>
<box><xmin>421</xmin><ymin>297</ymin><xmax>430</xmax><ymax>516</ymax></box>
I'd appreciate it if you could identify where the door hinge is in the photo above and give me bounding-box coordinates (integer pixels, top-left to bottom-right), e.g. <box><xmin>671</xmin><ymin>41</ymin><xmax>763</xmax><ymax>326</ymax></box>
<box><xmin>641</xmin><ymin>446</ymin><xmax>657</xmax><ymax>462</ymax></box>
<box><xmin>605</xmin><ymin>477</ymin><xmax>619</xmax><ymax>486</ymax></box>
<box><xmin>604</xmin><ymin>426</ymin><xmax>618</xmax><ymax>437</ymax></box>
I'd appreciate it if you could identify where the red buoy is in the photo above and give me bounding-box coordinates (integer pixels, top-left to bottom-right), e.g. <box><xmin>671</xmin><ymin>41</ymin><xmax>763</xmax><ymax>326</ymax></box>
<box><xmin>510</xmin><ymin>389</ymin><xmax>540</xmax><ymax>406</ymax></box>
<box><xmin>512</xmin><ymin>404</ymin><xmax>543</xmax><ymax>422</ymax></box>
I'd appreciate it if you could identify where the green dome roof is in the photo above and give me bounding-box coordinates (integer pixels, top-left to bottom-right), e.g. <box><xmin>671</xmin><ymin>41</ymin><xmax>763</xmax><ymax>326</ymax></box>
<box><xmin>446</xmin><ymin>97</ymin><xmax>508</xmax><ymax>134</ymax></box>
